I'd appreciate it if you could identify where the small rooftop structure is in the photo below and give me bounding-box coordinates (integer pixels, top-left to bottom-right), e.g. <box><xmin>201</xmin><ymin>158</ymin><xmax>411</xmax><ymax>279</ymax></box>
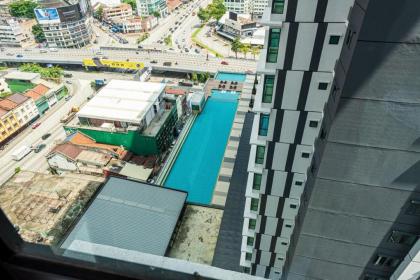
<box><xmin>0</xmin><ymin>98</ymin><xmax>17</xmax><ymax>110</ymax></box>
<box><xmin>4</xmin><ymin>71</ymin><xmax>40</xmax><ymax>82</ymax></box>
<box><xmin>61</xmin><ymin>177</ymin><xmax>187</xmax><ymax>257</ymax></box>
<box><xmin>77</xmin><ymin>80</ymin><xmax>165</xmax><ymax>124</ymax></box>
<box><xmin>118</xmin><ymin>162</ymin><xmax>153</xmax><ymax>181</ymax></box>
<box><xmin>6</xmin><ymin>93</ymin><xmax>29</xmax><ymax>105</ymax></box>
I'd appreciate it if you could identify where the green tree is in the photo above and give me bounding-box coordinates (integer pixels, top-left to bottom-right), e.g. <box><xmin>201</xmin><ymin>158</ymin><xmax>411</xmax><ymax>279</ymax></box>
<box><xmin>197</xmin><ymin>7</ymin><xmax>210</xmax><ymax>22</ymax></box>
<box><xmin>31</xmin><ymin>24</ymin><xmax>45</xmax><ymax>43</ymax></box>
<box><xmin>208</xmin><ymin>0</ymin><xmax>226</xmax><ymax>21</ymax></box>
<box><xmin>231</xmin><ymin>37</ymin><xmax>242</xmax><ymax>59</ymax></box>
<box><xmin>19</xmin><ymin>63</ymin><xmax>63</xmax><ymax>79</ymax></box>
<box><xmin>250</xmin><ymin>46</ymin><xmax>261</xmax><ymax>60</ymax></box>
<box><xmin>240</xmin><ymin>43</ymin><xmax>250</xmax><ymax>59</ymax></box>
<box><xmin>8</xmin><ymin>0</ymin><xmax>37</xmax><ymax>18</ymax></box>
<box><xmin>122</xmin><ymin>0</ymin><xmax>136</xmax><ymax>10</ymax></box>
<box><xmin>191</xmin><ymin>72</ymin><xmax>198</xmax><ymax>82</ymax></box>
<box><xmin>94</xmin><ymin>5</ymin><xmax>104</xmax><ymax>20</ymax></box>
<box><xmin>164</xmin><ymin>35</ymin><xmax>172</xmax><ymax>46</ymax></box>
<box><xmin>137</xmin><ymin>32</ymin><xmax>149</xmax><ymax>44</ymax></box>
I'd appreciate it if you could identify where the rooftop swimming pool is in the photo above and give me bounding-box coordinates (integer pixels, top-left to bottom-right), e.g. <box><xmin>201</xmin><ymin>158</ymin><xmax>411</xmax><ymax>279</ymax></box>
<box><xmin>164</xmin><ymin>90</ymin><xmax>239</xmax><ymax>204</ymax></box>
<box><xmin>215</xmin><ymin>72</ymin><xmax>246</xmax><ymax>82</ymax></box>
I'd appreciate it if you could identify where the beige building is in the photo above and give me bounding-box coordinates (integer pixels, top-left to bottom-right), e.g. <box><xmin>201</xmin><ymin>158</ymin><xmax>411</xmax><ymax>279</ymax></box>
<box><xmin>0</xmin><ymin>18</ymin><xmax>36</xmax><ymax>47</ymax></box>
<box><xmin>0</xmin><ymin>94</ymin><xmax>39</xmax><ymax>126</ymax></box>
<box><xmin>0</xmin><ymin>108</ymin><xmax>19</xmax><ymax>143</ymax></box>
<box><xmin>102</xmin><ymin>3</ymin><xmax>133</xmax><ymax>21</ymax></box>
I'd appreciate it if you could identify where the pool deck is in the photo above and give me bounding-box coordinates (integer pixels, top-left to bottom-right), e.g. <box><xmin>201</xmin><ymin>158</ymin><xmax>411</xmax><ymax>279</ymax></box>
<box><xmin>211</xmin><ymin>74</ymin><xmax>254</xmax><ymax>207</ymax></box>
<box><xmin>204</xmin><ymin>79</ymin><xmax>244</xmax><ymax>98</ymax></box>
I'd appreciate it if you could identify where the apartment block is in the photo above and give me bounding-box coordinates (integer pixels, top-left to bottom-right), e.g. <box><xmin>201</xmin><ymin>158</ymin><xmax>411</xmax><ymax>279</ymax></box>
<box><xmin>224</xmin><ymin>0</ymin><xmax>268</xmax><ymax>17</ymax></box>
<box><xmin>240</xmin><ymin>0</ymin><xmax>420</xmax><ymax>279</ymax></box>
<box><xmin>0</xmin><ymin>18</ymin><xmax>35</xmax><ymax>48</ymax></box>
<box><xmin>136</xmin><ymin>0</ymin><xmax>168</xmax><ymax>17</ymax></box>
<box><xmin>0</xmin><ymin>108</ymin><xmax>19</xmax><ymax>143</ymax></box>
<box><xmin>102</xmin><ymin>3</ymin><xmax>133</xmax><ymax>21</ymax></box>
<box><xmin>241</xmin><ymin>0</ymin><xmax>355</xmax><ymax>278</ymax></box>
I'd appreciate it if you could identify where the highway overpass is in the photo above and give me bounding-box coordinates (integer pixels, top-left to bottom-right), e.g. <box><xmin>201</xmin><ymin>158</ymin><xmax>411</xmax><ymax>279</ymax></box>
<box><xmin>0</xmin><ymin>48</ymin><xmax>257</xmax><ymax>74</ymax></box>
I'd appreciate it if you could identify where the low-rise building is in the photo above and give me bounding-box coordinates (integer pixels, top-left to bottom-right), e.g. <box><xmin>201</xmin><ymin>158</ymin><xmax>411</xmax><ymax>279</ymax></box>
<box><xmin>0</xmin><ymin>93</ymin><xmax>39</xmax><ymax>126</ymax></box>
<box><xmin>47</xmin><ymin>132</ymin><xmax>129</xmax><ymax>175</ymax></box>
<box><xmin>0</xmin><ymin>0</ymin><xmax>12</xmax><ymax>18</ymax></box>
<box><xmin>216</xmin><ymin>12</ymin><xmax>258</xmax><ymax>41</ymax></box>
<box><xmin>24</xmin><ymin>83</ymin><xmax>51</xmax><ymax>114</ymax></box>
<box><xmin>102</xmin><ymin>3</ymin><xmax>132</xmax><ymax>21</ymax></box>
<box><xmin>167</xmin><ymin>0</ymin><xmax>182</xmax><ymax>13</ymax></box>
<box><xmin>64</xmin><ymin>80</ymin><xmax>178</xmax><ymax>156</ymax></box>
<box><xmin>0</xmin><ymin>78</ymin><xmax>10</xmax><ymax>95</ymax></box>
<box><xmin>4</xmin><ymin>71</ymin><xmax>41</xmax><ymax>88</ymax></box>
<box><xmin>112</xmin><ymin>15</ymin><xmax>157</xmax><ymax>33</ymax></box>
<box><xmin>0</xmin><ymin>108</ymin><xmax>19</xmax><ymax>143</ymax></box>
<box><xmin>0</xmin><ymin>18</ymin><xmax>35</xmax><ymax>48</ymax></box>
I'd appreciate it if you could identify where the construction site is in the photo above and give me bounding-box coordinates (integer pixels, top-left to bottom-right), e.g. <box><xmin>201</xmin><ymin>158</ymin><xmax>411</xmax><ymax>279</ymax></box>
<box><xmin>0</xmin><ymin>171</ymin><xmax>103</xmax><ymax>245</ymax></box>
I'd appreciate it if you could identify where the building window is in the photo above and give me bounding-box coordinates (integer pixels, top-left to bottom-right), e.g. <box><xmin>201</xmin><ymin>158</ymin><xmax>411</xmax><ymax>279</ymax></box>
<box><xmin>244</xmin><ymin>267</ymin><xmax>250</xmax><ymax>273</ymax></box>
<box><xmin>247</xmin><ymin>236</ymin><xmax>255</xmax><ymax>246</ymax></box>
<box><xmin>309</xmin><ymin>120</ymin><xmax>319</xmax><ymax>128</ymax></box>
<box><xmin>258</xmin><ymin>114</ymin><xmax>270</xmax><ymax>136</ymax></box>
<box><xmin>266</xmin><ymin>28</ymin><xmax>281</xmax><ymax>63</ymax></box>
<box><xmin>250</xmin><ymin>198</ymin><xmax>259</xmax><ymax>211</ymax></box>
<box><xmin>372</xmin><ymin>255</ymin><xmax>400</xmax><ymax>268</ymax></box>
<box><xmin>255</xmin><ymin>145</ymin><xmax>265</xmax><ymax>164</ymax></box>
<box><xmin>406</xmin><ymin>200</ymin><xmax>420</xmax><ymax>216</ymax></box>
<box><xmin>301</xmin><ymin>152</ymin><xmax>310</xmax><ymax>158</ymax></box>
<box><xmin>285</xmin><ymin>224</ymin><xmax>292</xmax><ymax>228</ymax></box>
<box><xmin>245</xmin><ymin>252</ymin><xmax>252</xmax><ymax>261</ymax></box>
<box><xmin>295</xmin><ymin>181</ymin><xmax>303</xmax><ymax>186</ymax></box>
<box><xmin>318</xmin><ymin>82</ymin><xmax>329</xmax><ymax>90</ymax></box>
<box><xmin>249</xmin><ymin>218</ymin><xmax>256</xmax><ymax>230</ymax></box>
<box><xmin>290</xmin><ymin>204</ymin><xmax>297</xmax><ymax>209</ymax></box>
<box><xmin>272</xmin><ymin>0</ymin><xmax>284</xmax><ymax>14</ymax></box>
<box><xmin>252</xmin><ymin>173</ymin><xmax>262</xmax><ymax>190</ymax></box>
<box><xmin>262</xmin><ymin>75</ymin><xmax>275</xmax><ymax>103</ymax></box>
<box><xmin>388</xmin><ymin>230</ymin><xmax>418</xmax><ymax>246</ymax></box>
<box><xmin>329</xmin><ymin>35</ymin><xmax>340</xmax><ymax>45</ymax></box>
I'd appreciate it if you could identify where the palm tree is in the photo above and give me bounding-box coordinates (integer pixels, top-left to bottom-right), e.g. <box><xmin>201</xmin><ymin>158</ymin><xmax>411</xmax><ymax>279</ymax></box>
<box><xmin>231</xmin><ymin>37</ymin><xmax>242</xmax><ymax>59</ymax></box>
<box><xmin>240</xmin><ymin>44</ymin><xmax>250</xmax><ymax>59</ymax></box>
<box><xmin>250</xmin><ymin>46</ymin><xmax>261</xmax><ymax>60</ymax></box>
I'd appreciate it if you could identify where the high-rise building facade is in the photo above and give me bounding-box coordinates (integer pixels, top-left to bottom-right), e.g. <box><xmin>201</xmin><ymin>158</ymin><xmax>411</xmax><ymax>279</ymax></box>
<box><xmin>224</xmin><ymin>0</ymin><xmax>267</xmax><ymax>17</ymax></box>
<box><xmin>35</xmin><ymin>0</ymin><xmax>93</xmax><ymax>48</ymax></box>
<box><xmin>241</xmin><ymin>0</ymin><xmax>355</xmax><ymax>278</ymax></box>
<box><xmin>135</xmin><ymin>0</ymin><xmax>168</xmax><ymax>17</ymax></box>
<box><xmin>241</xmin><ymin>0</ymin><xmax>420</xmax><ymax>279</ymax></box>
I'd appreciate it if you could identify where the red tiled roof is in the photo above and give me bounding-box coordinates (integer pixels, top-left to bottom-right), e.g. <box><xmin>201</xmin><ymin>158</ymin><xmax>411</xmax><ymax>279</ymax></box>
<box><xmin>32</xmin><ymin>84</ymin><xmax>50</xmax><ymax>95</ymax></box>
<box><xmin>165</xmin><ymin>87</ymin><xmax>186</xmax><ymax>95</ymax></box>
<box><xmin>24</xmin><ymin>90</ymin><xmax>43</xmax><ymax>101</ymax></box>
<box><xmin>69</xmin><ymin>132</ymin><xmax>127</xmax><ymax>158</ymax></box>
<box><xmin>0</xmin><ymin>99</ymin><xmax>17</xmax><ymax>110</ymax></box>
<box><xmin>167</xmin><ymin>0</ymin><xmax>182</xmax><ymax>11</ymax></box>
<box><xmin>50</xmin><ymin>143</ymin><xmax>83</xmax><ymax>161</ymax></box>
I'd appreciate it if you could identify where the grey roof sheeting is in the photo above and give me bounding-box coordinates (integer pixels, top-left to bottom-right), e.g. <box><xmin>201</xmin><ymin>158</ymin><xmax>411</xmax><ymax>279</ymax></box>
<box><xmin>212</xmin><ymin>112</ymin><xmax>254</xmax><ymax>272</ymax></box>
<box><xmin>61</xmin><ymin>177</ymin><xmax>187</xmax><ymax>257</ymax></box>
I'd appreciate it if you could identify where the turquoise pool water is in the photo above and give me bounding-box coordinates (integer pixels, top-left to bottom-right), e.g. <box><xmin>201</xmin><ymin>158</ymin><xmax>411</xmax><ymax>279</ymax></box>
<box><xmin>215</xmin><ymin>72</ymin><xmax>246</xmax><ymax>82</ymax></box>
<box><xmin>164</xmin><ymin>91</ymin><xmax>239</xmax><ymax>204</ymax></box>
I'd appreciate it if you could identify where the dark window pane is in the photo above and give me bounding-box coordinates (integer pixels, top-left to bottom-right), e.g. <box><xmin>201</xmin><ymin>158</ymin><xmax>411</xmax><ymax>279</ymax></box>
<box><xmin>329</xmin><ymin>35</ymin><xmax>340</xmax><ymax>45</ymax></box>
<box><xmin>253</xmin><ymin>173</ymin><xmax>262</xmax><ymax>190</ymax></box>
<box><xmin>318</xmin><ymin>82</ymin><xmax>329</xmax><ymax>90</ymax></box>
<box><xmin>272</xmin><ymin>0</ymin><xmax>284</xmax><ymax>14</ymax></box>
<box><xmin>258</xmin><ymin>114</ymin><xmax>270</xmax><ymax>136</ymax></box>
<box><xmin>262</xmin><ymin>75</ymin><xmax>275</xmax><ymax>103</ymax></box>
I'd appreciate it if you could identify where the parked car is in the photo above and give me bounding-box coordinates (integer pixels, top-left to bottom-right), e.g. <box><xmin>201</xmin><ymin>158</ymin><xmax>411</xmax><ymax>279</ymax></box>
<box><xmin>221</xmin><ymin>61</ymin><xmax>229</xmax><ymax>65</ymax></box>
<box><xmin>65</xmin><ymin>95</ymin><xmax>72</xmax><ymax>101</ymax></box>
<box><xmin>40</xmin><ymin>49</ymin><xmax>47</xmax><ymax>53</ymax></box>
<box><xmin>49</xmin><ymin>48</ymin><xmax>58</xmax><ymax>52</ymax></box>
<box><xmin>6</xmin><ymin>53</ymin><xmax>13</xmax><ymax>56</ymax></box>
<box><xmin>41</xmin><ymin>133</ymin><xmax>51</xmax><ymax>140</ymax></box>
<box><xmin>16</xmin><ymin>54</ymin><xmax>23</xmax><ymax>58</ymax></box>
<box><xmin>150</xmin><ymin>60</ymin><xmax>158</xmax><ymax>64</ymax></box>
<box><xmin>34</xmin><ymin>144</ymin><xmax>46</xmax><ymax>153</ymax></box>
<box><xmin>63</xmin><ymin>73</ymin><xmax>73</xmax><ymax>78</ymax></box>
<box><xmin>163</xmin><ymin>61</ymin><xmax>172</xmax><ymax>66</ymax></box>
<box><xmin>32</xmin><ymin>123</ymin><xmax>41</xmax><ymax>129</ymax></box>
<box><xmin>66</xmin><ymin>80</ymin><xmax>72</xmax><ymax>84</ymax></box>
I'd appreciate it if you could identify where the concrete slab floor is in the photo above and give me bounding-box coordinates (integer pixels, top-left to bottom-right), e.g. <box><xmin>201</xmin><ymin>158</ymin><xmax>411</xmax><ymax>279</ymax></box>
<box><xmin>168</xmin><ymin>205</ymin><xmax>223</xmax><ymax>265</ymax></box>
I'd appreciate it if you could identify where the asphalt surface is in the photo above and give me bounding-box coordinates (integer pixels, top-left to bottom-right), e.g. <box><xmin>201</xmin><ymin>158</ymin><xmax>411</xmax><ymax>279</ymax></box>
<box><xmin>0</xmin><ymin>80</ymin><xmax>93</xmax><ymax>186</ymax></box>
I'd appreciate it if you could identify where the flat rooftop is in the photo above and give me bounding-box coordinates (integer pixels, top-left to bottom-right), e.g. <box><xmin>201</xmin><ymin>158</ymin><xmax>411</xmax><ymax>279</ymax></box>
<box><xmin>4</xmin><ymin>71</ymin><xmax>40</xmax><ymax>81</ymax></box>
<box><xmin>77</xmin><ymin>80</ymin><xmax>165</xmax><ymax>124</ymax></box>
<box><xmin>61</xmin><ymin>177</ymin><xmax>187</xmax><ymax>257</ymax></box>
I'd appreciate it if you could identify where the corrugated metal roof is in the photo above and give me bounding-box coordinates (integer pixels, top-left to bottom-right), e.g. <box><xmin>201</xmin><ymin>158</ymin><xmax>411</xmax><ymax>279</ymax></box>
<box><xmin>61</xmin><ymin>177</ymin><xmax>187</xmax><ymax>257</ymax></box>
